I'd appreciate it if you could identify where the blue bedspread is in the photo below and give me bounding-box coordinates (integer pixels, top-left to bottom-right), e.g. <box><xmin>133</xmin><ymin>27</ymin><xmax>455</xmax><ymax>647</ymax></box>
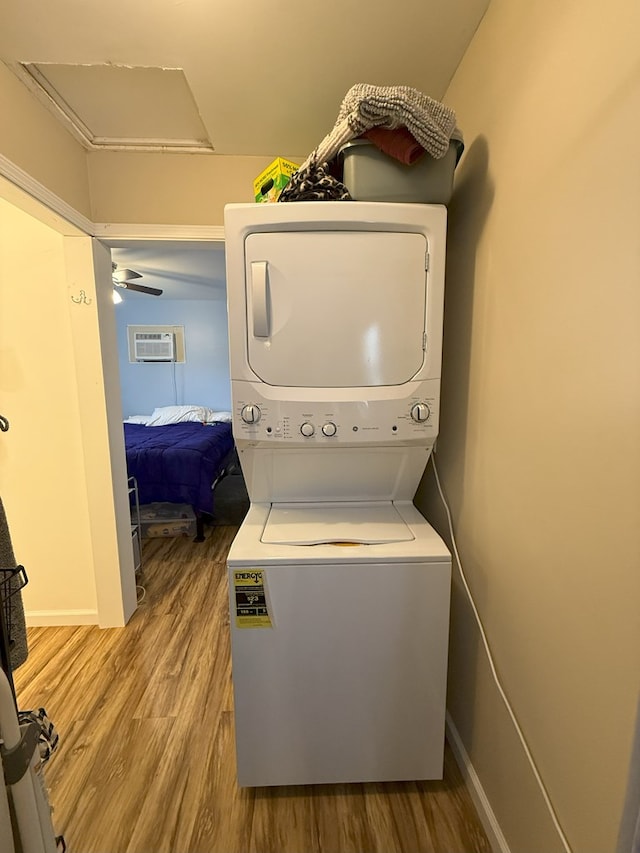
<box><xmin>124</xmin><ymin>421</ymin><xmax>235</xmax><ymax>514</ymax></box>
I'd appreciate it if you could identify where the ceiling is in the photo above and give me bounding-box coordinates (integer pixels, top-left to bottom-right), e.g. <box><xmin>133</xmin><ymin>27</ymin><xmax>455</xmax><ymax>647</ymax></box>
<box><xmin>2</xmin><ymin>0</ymin><xmax>489</xmax><ymax>297</ymax></box>
<box><xmin>110</xmin><ymin>242</ymin><xmax>227</xmax><ymax>301</ymax></box>
<box><xmin>1</xmin><ymin>0</ymin><xmax>488</xmax><ymax>157</ymax></box>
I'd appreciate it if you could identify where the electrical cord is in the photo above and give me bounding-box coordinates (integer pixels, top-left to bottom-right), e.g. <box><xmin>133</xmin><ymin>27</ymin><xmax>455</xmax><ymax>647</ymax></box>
<box><xmin>430</xmin><ymin>452</ymin><xmax>573</xmax><ymax>853</ymax></box>
<box><xmin>171</xmin><ymin>359</ymin><xmax>178</xmax><ymax>405</ymax></box>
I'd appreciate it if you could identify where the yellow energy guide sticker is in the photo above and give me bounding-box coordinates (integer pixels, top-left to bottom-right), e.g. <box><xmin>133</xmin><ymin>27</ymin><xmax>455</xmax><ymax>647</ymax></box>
<box><xmin>233</xmin><ymin>570</ymin><xmax>273</xmax><ymax>628</ymax></box>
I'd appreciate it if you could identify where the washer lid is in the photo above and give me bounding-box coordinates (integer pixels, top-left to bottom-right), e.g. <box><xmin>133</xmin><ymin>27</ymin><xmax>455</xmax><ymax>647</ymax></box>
<box><xmin>261</xmin><ymin>502</ymin><xmax>415</xmax><ymax>545</ymax></box>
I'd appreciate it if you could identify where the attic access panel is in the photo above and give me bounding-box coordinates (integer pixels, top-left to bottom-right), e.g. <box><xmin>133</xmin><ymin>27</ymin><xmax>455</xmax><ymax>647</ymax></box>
<box><xmin>19</xmin><ymin>63</ymin><xmax>213</xmax><ymax>152</ymax></box>
<box><xmin>244</xmin><ymin>230</ymin><xmax>428</xmax><ymax>388</ymax></box>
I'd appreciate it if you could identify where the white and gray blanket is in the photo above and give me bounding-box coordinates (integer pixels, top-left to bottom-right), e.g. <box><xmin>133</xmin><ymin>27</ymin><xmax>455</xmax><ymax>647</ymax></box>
<box><xmin>301</xmin><ymin>83</ymin><xmax>462</xmax><ymax>172</ymax></box>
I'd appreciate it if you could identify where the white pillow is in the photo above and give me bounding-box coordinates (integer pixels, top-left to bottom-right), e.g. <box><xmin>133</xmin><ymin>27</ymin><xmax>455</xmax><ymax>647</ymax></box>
<box><xmin>145</xmin><ymin>405</ymin><xmax>233</xmax><ymax>427</ymax></box>
<box><xmin>202</xmin><ymin>410</ymin><xmax>232</xmax><ymax>423</ymax></box>
<box><xmin>147</xmin><ymin>405</ymin><xmax>207</xmax><ymax>426</ymax></box>
<box><xmin>124</xmin><ymin>415</ymin><xmax>151</xmax><ymax>425</ymax></box>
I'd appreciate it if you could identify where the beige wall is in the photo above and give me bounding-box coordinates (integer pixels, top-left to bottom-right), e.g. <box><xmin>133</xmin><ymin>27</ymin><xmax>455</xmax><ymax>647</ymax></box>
<box><xmin>0</xmin><ymin>184</ymin><xmax>136</xmax><ymax>627</ymax></box>
<box><xmin>1</xmin><ymin>59</ymin><xmax>295</xmax><ymax>227</ymax></box>
<box><xmin>0</xmin><ymin>62</ymin><xmax>92</xmax><ymax>218</ymax></box>
<box><xmin>3</xmin><ymin>5</ymin><xmax>639</xmax><ymax>845</ymax></box>
<box><xmin>65</xmin><ymin>236</ymin><xmax>138</xmax><ymax>627</ymax></box>
<box><xmin>87</xmin><ymin>151</ymin><xmax>299</xmax><ymax>225</ymax></box>
<box><xmin>0</xmin><ymin>196</ymin><xmax>99</xmax><ymax>620</ymax></box>
<box><xmin>415</xmin><ymin>1</ymin><xmax>640</xmax><ymax>851</ymax></box>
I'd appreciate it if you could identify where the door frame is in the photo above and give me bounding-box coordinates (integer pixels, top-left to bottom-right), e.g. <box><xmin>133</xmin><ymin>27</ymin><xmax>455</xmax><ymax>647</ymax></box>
<box><xmin>0</xmin><ymin>152</ymin><xmax>224</xmax><ymax>626</ymax></box>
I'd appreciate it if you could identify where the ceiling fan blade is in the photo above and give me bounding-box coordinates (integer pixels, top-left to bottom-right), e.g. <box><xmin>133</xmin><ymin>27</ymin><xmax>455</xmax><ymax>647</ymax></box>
<box><xmin>112</xmin><ymin>268</ymin><xmax>143</xmax><ymax>283</ymax></box>
<box><xmin>123</xmin><ymin>281</ymin><xmax>164</xmax><ymax>296</ymax></box>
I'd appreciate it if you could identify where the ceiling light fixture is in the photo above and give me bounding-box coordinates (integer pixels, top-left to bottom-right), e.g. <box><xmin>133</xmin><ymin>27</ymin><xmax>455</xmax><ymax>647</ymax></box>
<box><xmin>112</xmin><ymin>289</ymin><xmax>123</xmax><ymax>304</ymax></box>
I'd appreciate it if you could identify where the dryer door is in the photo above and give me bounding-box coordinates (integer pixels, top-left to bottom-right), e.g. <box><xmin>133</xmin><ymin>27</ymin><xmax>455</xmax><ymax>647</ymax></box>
<box><xmin>244</xmin><ymin>230</ymin><xmax>427</xmax><ymax>387</ymax></box>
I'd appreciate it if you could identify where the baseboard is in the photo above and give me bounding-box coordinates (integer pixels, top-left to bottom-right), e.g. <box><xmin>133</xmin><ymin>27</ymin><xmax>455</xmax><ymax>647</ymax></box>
<box><xmin>446</xmin><ymin>712</ymin><xmax>511</xmax><ymax>853</ymax></box>
<box><xmin>25</xmin><ymin>609</ymin><xmax>99</xmax><ymax>627</ymax></box>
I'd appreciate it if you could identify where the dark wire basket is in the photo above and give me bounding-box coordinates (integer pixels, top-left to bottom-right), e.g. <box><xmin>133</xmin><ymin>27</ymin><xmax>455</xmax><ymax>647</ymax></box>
<box><xmin>0</xmin><ymin>565</ymin><xmax>28</xmax><ymax>653</ymax></box>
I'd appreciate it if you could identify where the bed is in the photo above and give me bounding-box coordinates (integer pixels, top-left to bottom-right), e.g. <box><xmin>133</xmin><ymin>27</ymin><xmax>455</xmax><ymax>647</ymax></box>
<box><xmin>124</xmin><ymin>405</ymin><xmax>236</xmax><ymax>541</ymax></box>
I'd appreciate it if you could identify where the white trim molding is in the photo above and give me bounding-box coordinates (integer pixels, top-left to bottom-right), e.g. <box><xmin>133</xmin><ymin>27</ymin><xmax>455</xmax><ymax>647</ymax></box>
<box><xmin>94</xmin><ymin>223</ymin><xmax>226</xmax><ymax>243</ymax></box>
<box><xmin>446</xmin><ymin>712</ymin><xmax>511</xmax><ymax>853</ymax></box>
<box><xmin>0</xmin><ymin>152</ymin><xmax>94</xmax><ymax>235</ymax></box>
<box><xmin>0</xmin><ymin>152</ymin><xmax>227</xmax><ymax>244</ymax></box>
<box><xmin>26</xmin><ymin>609</ymin><xmax>99</xmax><ymax>627</ymax></box>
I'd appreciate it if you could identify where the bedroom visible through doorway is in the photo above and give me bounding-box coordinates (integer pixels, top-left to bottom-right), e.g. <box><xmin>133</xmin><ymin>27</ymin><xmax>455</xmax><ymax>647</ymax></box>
<box><xmin>106</xmin><ymin>238</ymin><xmax>248</xmax><ymax>548</ymax></box>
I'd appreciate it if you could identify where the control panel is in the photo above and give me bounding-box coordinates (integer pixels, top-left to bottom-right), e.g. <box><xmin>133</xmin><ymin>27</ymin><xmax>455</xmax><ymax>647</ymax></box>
<box><xmin>233</xmin><ymin>383</ymin><xmax>440</xmax><ymax>446</ymax></box>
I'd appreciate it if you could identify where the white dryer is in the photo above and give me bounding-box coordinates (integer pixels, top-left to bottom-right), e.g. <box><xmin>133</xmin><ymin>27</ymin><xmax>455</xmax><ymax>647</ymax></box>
<box><xmin>224</xmin><ymin>201</ymin><xmax>452</xmax><ymax>787</ymax></box>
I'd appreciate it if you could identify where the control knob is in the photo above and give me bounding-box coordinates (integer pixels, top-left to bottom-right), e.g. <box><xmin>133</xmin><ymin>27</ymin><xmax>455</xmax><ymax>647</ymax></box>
<box><xmin>410</xmin><ymin>403</ymin><xmax>431</xmax><ymax>423</ymax></box>
<box><xmin>322</xmin><ymin>422</ymin><xmax>337</xmax><ymax>437</ymax></box>
<box><xmin>300</xmin><ymin>422</ymin><xmax>315</xmax><ymax>437</ymax></box>
<box><xmin>241</xmin><ymin>404</ymin><xmax>261</xmax><ymax>424</ymax></box>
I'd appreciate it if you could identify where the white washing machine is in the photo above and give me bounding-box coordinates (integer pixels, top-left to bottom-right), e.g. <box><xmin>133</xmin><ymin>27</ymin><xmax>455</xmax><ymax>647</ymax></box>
<box><xmin>224</xmin><ymin>201</ymin><xmax>452</xmax><ymax>787</ymax></box>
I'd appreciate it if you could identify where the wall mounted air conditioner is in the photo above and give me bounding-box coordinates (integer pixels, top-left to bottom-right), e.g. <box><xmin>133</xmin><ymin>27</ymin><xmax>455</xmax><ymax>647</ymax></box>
<box><xmin>133</xmin><ymin>332</ymin><xmax>175</xmax><ymax>361</ymax></box>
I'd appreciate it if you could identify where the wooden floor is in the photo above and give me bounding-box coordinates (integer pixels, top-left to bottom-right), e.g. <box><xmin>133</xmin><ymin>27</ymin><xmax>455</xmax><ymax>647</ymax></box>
<box><xmin>14</xmin><ymin>527</ymin><xmax>491</xmax><ymax>853</ymax></box>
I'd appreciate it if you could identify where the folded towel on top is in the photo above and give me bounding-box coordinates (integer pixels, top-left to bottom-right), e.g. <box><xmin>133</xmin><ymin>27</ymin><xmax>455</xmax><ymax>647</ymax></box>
<box><xmin>363</xmin><ymin>126</ymin><xmax>426</xmax><ymax>165</ymax></box>
<box><xmin>299</xmin><ymin>83</ymin><xmax>462</xmax><ymax>172</ymax></box>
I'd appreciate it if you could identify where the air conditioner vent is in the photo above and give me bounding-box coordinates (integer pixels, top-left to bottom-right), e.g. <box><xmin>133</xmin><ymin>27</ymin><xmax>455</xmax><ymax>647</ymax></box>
<box><xmin>133</xmin><ymin>332</ymin><xmax>175</xmax><ymax>361</ymax></box>
<box><xmin>127</xmin><ymin>325</ymin><xmax>185</xmax><ymax>363</ymax></box>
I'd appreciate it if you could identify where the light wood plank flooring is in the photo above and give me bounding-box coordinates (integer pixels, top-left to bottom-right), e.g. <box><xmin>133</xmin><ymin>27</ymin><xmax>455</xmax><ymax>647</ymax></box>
<box><xmin>14</xmin><ymin>526</ymin><xmax>491</xmax><ymax>853</ymax></box>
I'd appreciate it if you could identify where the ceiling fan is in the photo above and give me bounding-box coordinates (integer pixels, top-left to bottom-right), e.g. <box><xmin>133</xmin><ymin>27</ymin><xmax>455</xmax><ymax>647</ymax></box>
<box><xmin>112</xmin><ymin>263</ymin><xmax>163</xmax><ymax>296</ymax></box>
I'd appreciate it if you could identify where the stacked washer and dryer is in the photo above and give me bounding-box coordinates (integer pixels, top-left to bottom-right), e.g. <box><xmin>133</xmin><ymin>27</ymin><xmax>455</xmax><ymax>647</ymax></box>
<box><xmin>224</xmin><ymin>201</ymin><xmax>451</xmax><ymax>787</ymax></box>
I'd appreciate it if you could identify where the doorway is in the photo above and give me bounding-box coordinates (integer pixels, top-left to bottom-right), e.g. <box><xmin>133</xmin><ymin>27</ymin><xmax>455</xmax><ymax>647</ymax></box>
<box><xmin>106</xmin><ymin>240</ymin><xmax>230</xmax><ymax>421</ymax></box>
<box><xmin>0</xmin><ymin>185</ymin><xmax>135</xmax><ymax>627</ymax></box>
<box><xmin>0</xmin><ymin>171</ymin><xmax>230</xmax><ymax>628</ymax></box>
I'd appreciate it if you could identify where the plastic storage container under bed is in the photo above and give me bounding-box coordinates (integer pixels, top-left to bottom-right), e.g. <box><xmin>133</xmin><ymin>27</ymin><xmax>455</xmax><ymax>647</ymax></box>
<box><xmin>139</xmin><ymin>502</ymin><xmax>197</xmax><ymax>538</ymax></box>
<box><xmin>338</xmin><ymin>138</ymin><xmax>462</xmax><ymax>205</ymax></box>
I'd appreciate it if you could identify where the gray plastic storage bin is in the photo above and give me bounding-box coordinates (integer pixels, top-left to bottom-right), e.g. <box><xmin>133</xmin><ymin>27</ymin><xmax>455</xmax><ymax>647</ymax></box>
<box><xmin>339</xmin><ymin>138</ymin><xmax>461</xmax><ymax>204</ymax></box>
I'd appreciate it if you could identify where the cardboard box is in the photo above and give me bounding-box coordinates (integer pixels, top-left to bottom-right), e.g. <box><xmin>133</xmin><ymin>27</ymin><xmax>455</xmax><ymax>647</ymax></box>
<box><xmin>254</xmin><ymin>157</ymin><xmax>299</xmax><ymax>203</ymax></box>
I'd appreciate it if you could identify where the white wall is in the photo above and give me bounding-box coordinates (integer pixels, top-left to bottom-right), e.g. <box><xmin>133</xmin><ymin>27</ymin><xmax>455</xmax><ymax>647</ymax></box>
<box><xmin>415</xmin><ymin>1</ymin><xmax>640</xmax><ymax>851</ymax></box>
